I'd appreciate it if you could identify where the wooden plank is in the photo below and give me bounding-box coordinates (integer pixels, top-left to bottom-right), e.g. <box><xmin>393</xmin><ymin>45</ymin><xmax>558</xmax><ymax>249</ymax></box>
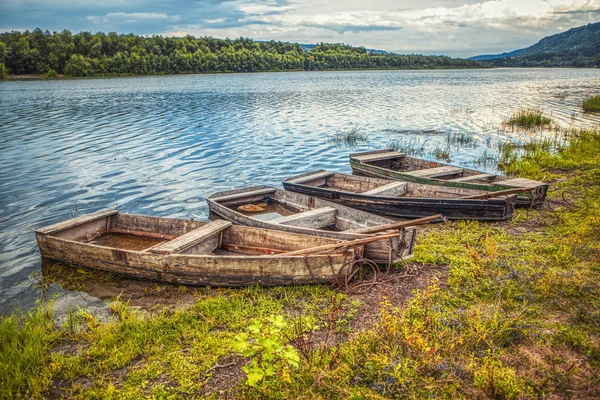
<box><xmin>108</xmin><ymin>228</ymin><xmax>176</xmax><ymax>241</ymax></box>
<box><xmin>352</xmin><ymin>151</ymin><xmax>405</xmax><ymax>163</ymax></box>
<box><xmin>271</xmin><ymin>207</ymin><xmax>337</xmax><ymax>229</ymax></box>
<box><xmin>462</xmin><ymin>186</ymin><xmax>537</xmax><ymax>199</ymax></box>
<box><xmin>286</xmin><ymin>171</ymin><xmax>334</xmax><ymax>184</ymax></box>
<box><xmin>221</xmin><ymin>244</ymin><xmax>286</xmax><ymax>255</ymax></box>
<box><xmin>350</xmin><ymin>214</ymin><xmax>443</xmax><ymax>234</ymax></box>
<box><xmin>497</xmin><ymin>178</ymin><xmax>543</xmax><ymax>188</ymax></box>
<box><xmin>362</xmin><ymin>181</ymin><xmax>407</xmax><ymax>196</ymax></box>
<box><xmin>209</xmin><ymin>188</ymin><xmax>276</xmax><ymax>202</ymax></box>
<box><xmin>150</xmin><ymin>220</ymin><xmax>232</xmax><ymax>254</ymax></box>
<box><xmin>36</xmin><ymin>209</ymin><xmax>118</xmax><ymax>235</ymax></box>
<box><xmin>405</xmin><ymin>166</ymin><xmax>464</xmax><ymax>178</ymax></box>
<box><xmin>448</xmin><ymin>173</ymin><xmax>495</xmax><ymax>182</ymax></box>
<box><xmin>282</xmin><ymin>232</ymin><xmax>399</xmax><ymax>256</ymax></box>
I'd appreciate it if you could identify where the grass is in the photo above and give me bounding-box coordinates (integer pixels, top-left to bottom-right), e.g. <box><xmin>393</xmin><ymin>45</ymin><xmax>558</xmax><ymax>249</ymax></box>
<box><xmin>582</xmin><ymin>95</ymin><xmax>600</xmax><ymax>112</ymax></box>
<box><xmin>327</xmin><ymin>126</ymin><xmax>369</xmax><ymax>148</ymax></box>
<box><xmin>504</xmin><ymin>109</ymin><xmax>553</xmax><ymax>130</ymax></box>
<box><xmin>445</xmin><ymin>131</ymin><xmax>477</xmax><ymax>149</ymax></box>
<box><xmin>385</xmin><ymin>138</ymin><xmax>428</xmax><ymax>156</ymax></box>
<box><xmin>2</xmin><ymin>128</ymin><xmax>600</xmax><ymax>399</ymax></box>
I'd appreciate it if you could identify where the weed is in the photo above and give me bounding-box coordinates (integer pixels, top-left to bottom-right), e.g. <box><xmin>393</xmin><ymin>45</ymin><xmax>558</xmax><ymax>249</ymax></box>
<box><xmin>582</xmin><ymin>95</ymin><xmax>600</xmax><ymax>112</ymax></box>
<box><xmin>231</xmin><ymin>315</ymin><xmax>300</xmax><ymax>387</ymax></box>
<box><xmin>328</xmin><ymin>126</ymin><xmax>369</xmax><ymax>148</ymax></box>
<box><xmin>504</xmin><ymin>109</ymin><xmax>552</xmax><ymax>130</ymax></box>
<box><xmin>386</xmin><ymin>138</ymin><xmax>428</xmax><ymax>156</ymax></box>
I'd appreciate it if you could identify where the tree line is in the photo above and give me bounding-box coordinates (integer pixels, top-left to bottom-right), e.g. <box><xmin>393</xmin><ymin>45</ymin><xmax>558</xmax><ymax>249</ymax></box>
<box><xmin>0</xmin><ymin>29</ymin><xmax>485</xmax><ymax>78</ymax></box>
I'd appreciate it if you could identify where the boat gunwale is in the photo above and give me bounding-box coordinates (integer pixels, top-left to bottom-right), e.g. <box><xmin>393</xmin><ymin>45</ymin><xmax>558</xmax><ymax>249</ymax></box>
<box><xmin>207</xmin><ymin>185</ymin><xmax>415</xmax><ymax>237</ymax></box>
<box><xmin>349</xmin><ymin>151</ymin><xmax>549</xmax><ymax>200</ymax></box>
<box><xmin>283</xmin><ymin>170</ymin><xmax>515</xmax><ymax>204</ymax></box>
<box><xmin>37</xmin><ymin>229</ymin><xmax>356</xmax><ymax>260</ymax></box>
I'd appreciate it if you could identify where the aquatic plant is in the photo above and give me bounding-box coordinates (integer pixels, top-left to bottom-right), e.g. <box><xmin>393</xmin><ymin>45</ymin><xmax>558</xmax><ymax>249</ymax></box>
<box><xmin>385</xmin><ymin>138</ymin><xmax>429</xmax><ymax>156</ymax></box>
<box><xmin>327</xmin><ymin>126</ymin><xmax>369</xmax><ymax>148</ymax></box>
<box><xmin>504</xmin><ymin>109</ymin><xmax>552</xmax><ymax>129</ymax></box>
<box><xmin>445</xmin><ymin>131</ymin><xmax>477</xmax><ymax>149</ymax></box>
<box><xmin>582</xmin><ymin>95</ymin><xmax>600</xmax><ymax>112</ymax></box>
<box><xmin>430</xmin><ymin>146</ymin><xmax>451</xmax><ymax>162</ymax></box>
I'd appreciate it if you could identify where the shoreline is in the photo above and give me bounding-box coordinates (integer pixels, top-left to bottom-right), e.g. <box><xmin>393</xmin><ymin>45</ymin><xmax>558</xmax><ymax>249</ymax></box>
<box><xmin>7</xmin><ymin>66</ymin><xmax>600</xmax><ymax>82</ymax></box>
<box><xmin>6</xmin><ymin>66</ymin><xmax>493</xmax><ymax>81</ymax></box>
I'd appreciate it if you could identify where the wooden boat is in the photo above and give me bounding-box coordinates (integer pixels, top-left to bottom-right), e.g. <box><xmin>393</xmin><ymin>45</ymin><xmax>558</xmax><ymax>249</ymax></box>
<box><xmin>349</xmin><ymin>149</ymin><xmax>548</xmax><ymax>207</ymax></box>
<box><xmin>35</xmin><ymin>209</ymin><xmax>365</xmax><ymax>287</ymax></box>
<box><xmin>206</xmin><ymin>186</ymin><xmax>418</xmax><ymax>264</ymax></box>
<box><xmin>283</xmin><ymin>170</ymin><xmax>517</xmax><ymax>221</ymax></box>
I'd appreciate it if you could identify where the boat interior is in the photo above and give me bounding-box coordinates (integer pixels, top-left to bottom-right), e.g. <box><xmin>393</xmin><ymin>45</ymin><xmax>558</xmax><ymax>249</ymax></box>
<box><xmin>352</xmin><ymin>150</ymin><xmax>503</xmax><ymax>183</ymax></box>
<box><xmin>209</xmin><ymin>187</ymin><xmax>390</xmax><ymax>231</ymax></box>
<box><xmin>37</xmin><ymin>210</ymin><xmax>342</xmax><ymax>256</ymax></box>
<box><xmin>288</xmin><ymin>171</ymin><xmax>488</xmax><ymax>199</ymax></box>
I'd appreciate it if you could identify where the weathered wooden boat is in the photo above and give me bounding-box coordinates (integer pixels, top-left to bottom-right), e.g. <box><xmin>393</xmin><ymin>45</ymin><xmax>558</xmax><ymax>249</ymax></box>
<box><xmin>35</xmin><ymin>209</ymin><xmax>365</xmax><ymax>287</ymax></box>
<box><xmin>283</xmin><ymin>170</ymin><xmax>517</xmax><ymax>221</ymax></box>
<box><xmin>349</xmin><ymin>149</ymin><xmax>548</xmax><ymax>207</ymax></box>
<box><xmin>206</xmin><ymin>186</ymin><xmax>418</xmax><ymax>264</ymax></box>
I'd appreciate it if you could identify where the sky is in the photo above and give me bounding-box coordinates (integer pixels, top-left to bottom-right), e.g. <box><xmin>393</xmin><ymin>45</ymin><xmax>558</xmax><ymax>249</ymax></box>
<box><xmin>1</xmin><ymin>0</ymin><xmax>599</xmax><ymax>57</ymax></box>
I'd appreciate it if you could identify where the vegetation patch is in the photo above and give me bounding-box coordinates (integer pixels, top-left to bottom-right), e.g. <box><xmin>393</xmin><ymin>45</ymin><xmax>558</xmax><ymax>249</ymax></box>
<box><xmin>328</xmin><ymin>126</ymin><xmax>369</xmax><ymax>148</ymax></box>
<box><xmin>504</xmin><ymin>109</ymin><xmax>553</xmax><ymax>130</ymax></box>
<box><xmin>582</xmin><ymin>95</ymin><xmax>600</xmax><ymax>112</ymax></box>
<box><xmin>0</xmin><ymin>30</ymin><xmax>485</xmax><ymax>78</ymax></box>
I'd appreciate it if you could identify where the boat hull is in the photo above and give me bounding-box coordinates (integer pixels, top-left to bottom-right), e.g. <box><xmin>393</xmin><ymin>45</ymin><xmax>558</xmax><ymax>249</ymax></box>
<box><xmin>349</xmin><ymin>155</ymin><xmax>548</xmax><ymax>207</ymax></box>
<box><xmin>206</xmin><ymin>186</ymin><xmax>417</xmax><ymax>264</ymax></box>
<box><xmin>35</xmin><ymin>211</ymin><xmax>361</xmax><ymax>287</ymax></box>
<box><xmin>283</xmin><ymin>179</ymin><xmax>516</xmax><ymax>221</ymax></box>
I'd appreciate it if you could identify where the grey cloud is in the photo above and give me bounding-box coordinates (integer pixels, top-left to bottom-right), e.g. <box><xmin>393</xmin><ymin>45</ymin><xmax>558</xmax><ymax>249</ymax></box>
<box><xmin>306</xmin><ymin>24</ymin><xmax>402</xmax><ymax>34</ymax></box>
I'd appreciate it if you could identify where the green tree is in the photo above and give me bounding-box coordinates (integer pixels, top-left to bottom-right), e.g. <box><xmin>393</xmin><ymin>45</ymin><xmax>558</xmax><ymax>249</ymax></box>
<box><xmin>64</xmin><ymin>54</ymin><xmax>91</xmax><ymax>76</ymax></box>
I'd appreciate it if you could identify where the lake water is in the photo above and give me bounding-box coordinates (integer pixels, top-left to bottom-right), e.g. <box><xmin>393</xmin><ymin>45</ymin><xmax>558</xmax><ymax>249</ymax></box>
<box><xmin>1</xmin><ymin>68</ymin><xmax>599</xmax><ymax>313</ymax></box>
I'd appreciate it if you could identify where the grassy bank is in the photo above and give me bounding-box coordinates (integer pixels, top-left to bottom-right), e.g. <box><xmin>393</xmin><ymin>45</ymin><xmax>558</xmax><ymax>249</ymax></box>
<box><xmin>583</xmin><ymin>95</ymin><xmax>600</xmax><ymax>112</ymax></box>
<box><xmin>1</xmin><ymin>130</ymin><xmax>599</xmax><ymax>399</ymax></box>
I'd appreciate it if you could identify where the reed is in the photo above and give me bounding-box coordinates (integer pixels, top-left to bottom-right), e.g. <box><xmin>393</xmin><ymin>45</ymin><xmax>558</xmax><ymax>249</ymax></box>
<box><xmin>327</xmin><ymin>126</ymin><xmax>369</xmax><ymax>148</ymax></box>
<box><xmin>385</xmin><ymin>138</ymin><xmax>429</xmax><ymax>156</ymax></box>
<box><xmin>582</xmin><ymin>95</ymin><xmax>600</xmax><ymax>112</ymax></box>
<box><xmin>504</xmin><ymin>109</ymin><xmax>552</xmax><ymax>129</ymax></box>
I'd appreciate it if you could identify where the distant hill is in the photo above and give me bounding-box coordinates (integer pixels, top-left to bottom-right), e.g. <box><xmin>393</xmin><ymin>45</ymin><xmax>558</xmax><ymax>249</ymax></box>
<box><xmin>469</xmin><ymin>48</ymin><xmax>525</xmax><ymax>61</ymax></box>
<box><xmin>470</xmin><ymin>22</ymin><xmax>600</xmax><ymax>67</ymax></box>
<box><xmin>298</xmin><ymin>43</ymin><xmax>389</xmax><ymax>55</ymax></box>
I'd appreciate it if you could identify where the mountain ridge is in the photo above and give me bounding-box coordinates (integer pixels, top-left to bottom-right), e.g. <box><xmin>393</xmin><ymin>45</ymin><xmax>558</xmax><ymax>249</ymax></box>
<box><xmin>470</xmin><ymin>22</ymin><xmax>600</xmax><ymax>67</ymax></box>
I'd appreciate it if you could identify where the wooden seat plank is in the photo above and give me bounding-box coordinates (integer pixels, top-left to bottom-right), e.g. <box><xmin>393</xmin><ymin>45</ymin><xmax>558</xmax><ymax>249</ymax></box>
<box><xmin>271</xmin><ymin>207</ymin><xmax>337</xmax><ymax>229</ymax></box>
<box><xmin>150</xmin><ymin>220</ymin><xmax>232</xmax><ymax>254</ymax></box>
<box><xmin>352</xmin><ymin>151</ymin><xmax>406</xmax><ymax>163</ymax></box>
<box><xmin>210</xmin><ymin>188</ymin><xmax>276</xmax><ymax>202</ymax></box>
<box><xmin>497</xmin><ymin>178</ymin><xmax>543</xmax><ymax>188</ymax></box>
<box><xmin>449</xmin><ymin>173</ymin><xmax>495</xmax><ymax>182</ymax></box>
<box><xmin>362</xmin><ymin>181</ymin><xmax>407</xmax><ymax>196</ymax></box>
<box><xmin>405</xmin><ymin>166</ymin><xmax>464</xmax><ymax>178</ymax></box>
<box><xmin>36</xmin><ymin>209</ymin><xmax>118</xmax><ymax>235</ymax></box>
<box><xmin>286</xmin><ymin>171</ymin><xmax>334</xmax><ymax>184</ymax></box>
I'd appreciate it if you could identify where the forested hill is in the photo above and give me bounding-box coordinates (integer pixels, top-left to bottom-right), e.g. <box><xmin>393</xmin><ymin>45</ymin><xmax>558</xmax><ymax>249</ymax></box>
<box><xmin>0</xmin><ymin>29</ymin><xmax>484</xmax><ymax>78</ymax></box>
<box><xmin>471</xmin><ymin>22</ymin><xmax>600</xmax><ymax>67</ymax></box>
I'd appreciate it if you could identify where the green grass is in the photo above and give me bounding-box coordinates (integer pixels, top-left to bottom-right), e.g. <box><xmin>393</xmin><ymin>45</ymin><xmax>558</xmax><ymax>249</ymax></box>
<box><xmin>2</xmin><ymin>128</ymin><xmax>600</xmax><ymax>399</ymax></box>
<box><xmin>582</xmin><ymin>95</ymin><xmax>600</xmax><ymax>112</ymax></box>
<box><xmin>327</xmin><ymin>126</ymin><xmax>369</xmax><ymax>148</ymax></box>
<box><xmin>385</xmin><ymin>138</ymin><xmax>428</xmax><ymax>156</ymax></box>
<box><xmin>505</xmin><ymin>109</ymin><xmax>553</xmax><ymax>130</ymax></box>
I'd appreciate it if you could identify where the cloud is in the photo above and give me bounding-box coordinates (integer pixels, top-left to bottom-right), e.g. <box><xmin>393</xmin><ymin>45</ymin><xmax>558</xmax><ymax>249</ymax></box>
<box><xmin>1</xmin><ymin>0</ymin><xmax>599</xmax><ymax>56</ymax></box>
<box><xmin>88</xmin><ymin>12</ymin><xmax>181</xmax><ymax>24</ymax></box>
